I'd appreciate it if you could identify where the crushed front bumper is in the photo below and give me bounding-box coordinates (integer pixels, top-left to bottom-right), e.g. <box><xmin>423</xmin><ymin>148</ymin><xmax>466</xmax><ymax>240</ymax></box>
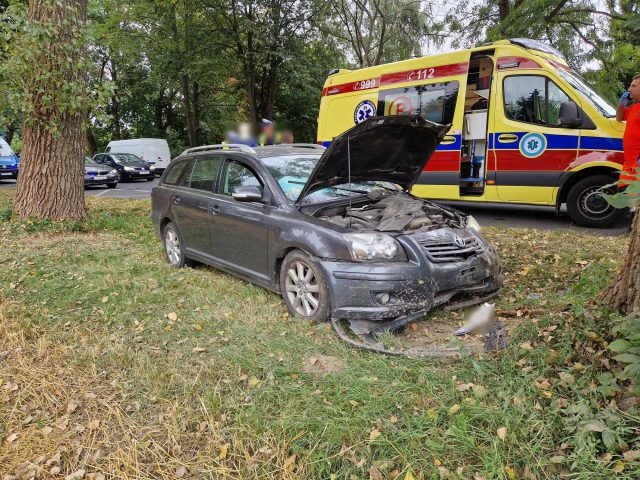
<box><xmin>318</xmin><ymin>233</ymin><xmax>503</xmax><ymax>321</ymax></box>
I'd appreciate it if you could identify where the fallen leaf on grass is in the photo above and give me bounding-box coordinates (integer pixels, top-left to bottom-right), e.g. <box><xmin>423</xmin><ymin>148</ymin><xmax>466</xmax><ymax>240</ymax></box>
<box><xmin>65</xmin><ymin>469</ymin><xmax>85</xmax><ymax>480</ymax></box>
<box><xmin>87</xmin><ymin>419</ymin><xmax>100</xmax><ymax>430</ymax></box>
<box><xmin>455</xmin><ymin>383</ymin><xmax>474</xmax><ymax>391</ymax></box>
<box><xmin>369</xmin><ymin>429</ymin><xmax>381</xmax><ymax>442</ymax></box>
<box><xmin>389</xmin><ymin>415</ymin><xmax>398</xmax><ymax>424</ymax></box>
<box><xmin>167</xmin><ymin>312</ymin><xmax>178</xmax><ymax>322</ymax></box>
<box><xmin>175</xmin><ymin>466</ymin><xmax>187</xmax><ymax>478</ymax></box>
<box><xmin>248</xmin><ymin>376</ymin><xmax>261</xmax><ymax>387</ymax></box>
<box><xmin>613</xmin><ymin>461</ymin><xmax>624</xmax><ymax>473</ymax></box>
<box><xmin>368</xmin><ymin>466</ymin><xmax>383</xmax><ymax>480</ymax></box>
<box><xmin>5</xmin><ymin>432</ymin><xmax>18</xmax><ymax>443</ymax></box>
<box><xmin>404</xmin><ymin>471</ymin><xmax>415</xmax><ymax>480</ymax></box>
<box><xmin>219</xmin><ymin>444</ymin><xmax>228</xmax><ymax>460</ymax></box>
<box><xmin>497</xmin><ymin>426</ymin><xmax>507</xmax><ymax>440</ymax></box>
<box><xmin>623</xmin><ymin>450</ymin><xmax>640</xmax><ymax>461</ymax></box>
<box><xmin>447</xmin><ymin>404</ymin><xmax>461</xmax><ymax>416</ymax></box>
<box><xmin>101</xmin><ymin>296</ymin><xmax>109</xmax><ymax>303</ymax></box>
<box><xmin>504</xmin><ymin>466</ymin><xmax>516</xmax><ymax>480</ymax></box>
<box><xmin>192</xmin><ymin>347</ymin><xmax>205</xmax><ymax>353</ymax></box>
<box><xmin>284</xmin><ymin>454</ymin><xmax>297</xmax><ymax>473</ymax></box>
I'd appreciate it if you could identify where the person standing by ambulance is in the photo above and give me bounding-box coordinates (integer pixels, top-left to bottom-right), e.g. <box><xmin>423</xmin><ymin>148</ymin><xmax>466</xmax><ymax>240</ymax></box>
<box><xmin>616</xmin><ymin>74</ymin><xmax>640</xmax><ymax>182</ymax></box>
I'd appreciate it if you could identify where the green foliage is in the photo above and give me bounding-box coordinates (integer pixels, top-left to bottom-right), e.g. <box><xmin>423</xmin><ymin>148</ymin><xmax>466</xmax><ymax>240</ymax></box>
<box><xmin>0</xmin><ymin>1</ymin><xmax>89</xmax><ymax>134</ymax></box>
<box><xmin>601</xmin><ymin>177</ymin><xmax>640</xmax><ymax>208</ymax></box>
<box><xmin>610</xmin><ymin>313</ymin><xmax>640</xmax><ymax>393</ymax></box>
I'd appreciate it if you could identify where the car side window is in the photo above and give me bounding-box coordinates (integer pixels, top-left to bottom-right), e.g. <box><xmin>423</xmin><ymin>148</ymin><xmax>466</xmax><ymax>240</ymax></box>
<box><xmin>221</xmin><ymin>160</ymin><xmax>263</xmax><ymax>196</ymax></box>
<box><xmin>503</xmin><ymin>75</ymin><xmax>572</xmax><ymax>126</ymax></box>
<box><xmin>163</xmin><ymin>160</ymin><xmax>189</xmax><ymax>186</ymax></box>
<box><xmin>188</xmin><ymin>157</ymin><xmax>220</xmax><ymax>192</ymax></box>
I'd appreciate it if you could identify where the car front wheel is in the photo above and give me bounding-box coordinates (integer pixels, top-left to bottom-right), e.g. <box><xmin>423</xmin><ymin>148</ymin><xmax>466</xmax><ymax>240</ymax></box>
<box><xmin>566</xmin><ymin>174</ymin><xmax>626</xmax><ymax>228</ymax></box>
<box><xmin>280</xmin><ymin>250</ymin><xmax>330</xmax><ymax>322</ymax></box>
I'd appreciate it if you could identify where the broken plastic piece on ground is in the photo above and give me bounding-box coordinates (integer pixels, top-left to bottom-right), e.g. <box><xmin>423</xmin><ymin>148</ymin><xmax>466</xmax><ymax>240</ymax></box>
<box><xmin>454</xmin><ymin>302</ymin><xmax>496</xmax><ymax>336</ymax></box>
<box><xmin>484</xmin><ymin>320</ymin><xmax>508</xmax><ymax>352</ymax></box>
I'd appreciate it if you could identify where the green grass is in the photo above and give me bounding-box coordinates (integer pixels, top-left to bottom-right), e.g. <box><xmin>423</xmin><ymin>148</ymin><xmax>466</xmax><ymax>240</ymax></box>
<box><xmin>0</xmin><ymin>192</ymin><xmax>638</xmax><ymax>479</ymax></box>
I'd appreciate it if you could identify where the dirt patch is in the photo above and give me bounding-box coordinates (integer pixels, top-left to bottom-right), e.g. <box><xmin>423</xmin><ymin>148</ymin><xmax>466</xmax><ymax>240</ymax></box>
<box><xmin>302</xmin><ymin>355</ymin><xmax>345</xmax><ymax>375</ymax></box>
<box><xmin>396</xmin><ymin>308</ymin><xmax>526</xmax><ymax>356</ymax></box>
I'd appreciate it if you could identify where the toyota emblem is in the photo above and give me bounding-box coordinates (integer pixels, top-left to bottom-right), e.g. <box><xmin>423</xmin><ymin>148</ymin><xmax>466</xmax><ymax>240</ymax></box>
<box><xmin>453</xmin><ymin>235</ymin><xmax>466</xmax><ymax>247</ymax></box>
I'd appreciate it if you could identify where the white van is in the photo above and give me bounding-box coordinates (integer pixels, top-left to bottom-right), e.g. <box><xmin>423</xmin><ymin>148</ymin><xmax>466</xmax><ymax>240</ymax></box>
<box><xmin>106</xmin><ymin>138</ymin><xmax>171</xmax><ymax>173</ymax></box>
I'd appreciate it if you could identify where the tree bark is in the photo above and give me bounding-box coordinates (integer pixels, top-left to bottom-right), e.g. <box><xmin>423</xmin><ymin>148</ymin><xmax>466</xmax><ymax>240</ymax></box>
<box><xmin>602</xmin><ymin>210</ymin><xmax>640</xmax><ymax>314</ymax></box>
<box><xmin>110</xmin><ymin>57</ymin><xmax>121</xmax><ymax>140</ymax></box>
<box><xmin>15</xmin><ymin>0</ymin><xmax>87</xmax><ymax>221</ymax></box>
<box><xmin>86</xmin><ymin>125</ymin><xmax>97</xmax><ymax>157</ymax></box>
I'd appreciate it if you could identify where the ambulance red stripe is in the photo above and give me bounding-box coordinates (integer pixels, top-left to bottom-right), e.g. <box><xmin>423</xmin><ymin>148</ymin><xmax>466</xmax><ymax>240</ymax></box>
<box><xmin>321</xmin><ymin>62</ymin><xmax>469</xmax><ymax>97</ymax></box>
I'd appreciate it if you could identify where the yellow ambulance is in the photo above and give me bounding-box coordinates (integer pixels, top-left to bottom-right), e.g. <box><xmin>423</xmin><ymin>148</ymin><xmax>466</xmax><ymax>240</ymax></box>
<box><xmin>317</xmin><ymin>38</ymin><xmax>626</xmax><ymax>227</ymax></box>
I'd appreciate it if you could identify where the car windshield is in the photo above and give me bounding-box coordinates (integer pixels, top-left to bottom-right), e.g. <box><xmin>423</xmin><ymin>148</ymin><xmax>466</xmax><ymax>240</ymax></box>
<box><xmin>84</xmin><ymin>158</ymin><xmax>95</xmax><ymax>165</ymax></box>
<box><xmin>0</xmin><ymin>138</ymin><xmax>14</xmax><ymax>157</ymax></box>
<box><xmin>113</xmin><ymin>153</ymin><xmax>143</xmax><ymax>165</ymax></box>
<box><xmin>261</xmin><ymin>154</ymin><xmax>400</xmax><ymax>203</ymax></box>
<box><xmin>555</xmin><ymin>68</ymin><xmax>616</xmax><ymax>118</ymax></box>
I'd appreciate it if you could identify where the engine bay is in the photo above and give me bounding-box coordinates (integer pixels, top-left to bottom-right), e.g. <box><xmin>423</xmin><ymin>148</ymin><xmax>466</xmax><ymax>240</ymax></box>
<box><xmin>311</xmin><ymin>190</ymin><xmax>466</xmax><ymax>233</ymax></box>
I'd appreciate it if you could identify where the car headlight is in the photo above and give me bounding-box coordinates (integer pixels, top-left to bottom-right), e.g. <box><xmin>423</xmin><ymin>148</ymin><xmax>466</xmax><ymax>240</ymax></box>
<box><xmin>108</xmin><ymin>169</ymin><xmax>118</xmax><ymax>176</ymax></box>
<box><xmin>124</xmin><ymin>166</ymin><xmax>135</xmax><ymax>172</ymax></box>
<box><xmin>149</xmin><ymin>165</ymin><xmax>156</xmax><ymax>171</ymax></box>
<box><xmin>343</xmin><ymin>233</ymin><xmax>407</xmax><ymax>261</ymax></box>
<box><xmin>466</xmin><ymin>215</ymin><xmax>481</xmax><ymax>232</ymax></box>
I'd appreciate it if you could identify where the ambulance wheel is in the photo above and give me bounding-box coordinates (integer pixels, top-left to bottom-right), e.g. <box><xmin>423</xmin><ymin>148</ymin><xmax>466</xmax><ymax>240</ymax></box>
<box><xmin>566</xmin><ymin>175</ymin><xmax>626</xmax><ymax>228</ymax></box>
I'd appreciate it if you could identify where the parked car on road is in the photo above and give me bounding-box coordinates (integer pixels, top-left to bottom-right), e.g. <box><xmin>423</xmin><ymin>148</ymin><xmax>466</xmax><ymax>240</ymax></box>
<box><xmin>106</xmin><ymin>138</ymin><xmax>171</xmax><ymax>173</ymax></box>
<box><xmin>151</xmin><ymin>116</ymin><xmax>502</xmax><ymax>325</ymax></box>
<box><xmin>84</xmin><ymin>157</ymin><xmax>119</xmax><ymax>188</ymax></box>
<box><xmin>93</xmin><ymin>153</ymin><xmax>155</xmax><ymax>181</ymax></box>
<box><xmin>0</xmin><ymin>137</ymin><xmax>19</xmax><ymax>180</ymax></box>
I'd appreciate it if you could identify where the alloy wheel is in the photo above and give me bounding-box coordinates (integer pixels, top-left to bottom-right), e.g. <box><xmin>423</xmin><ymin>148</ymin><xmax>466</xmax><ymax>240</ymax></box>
<box><xmin>165</xmin><ymin>228</ymin><xmax>182</xmax><ymax>265</ymax></box>
<box><xmin>285</xmin><ymin>260</ymin><xmax>320</xmax><ymax>317</ymax></box>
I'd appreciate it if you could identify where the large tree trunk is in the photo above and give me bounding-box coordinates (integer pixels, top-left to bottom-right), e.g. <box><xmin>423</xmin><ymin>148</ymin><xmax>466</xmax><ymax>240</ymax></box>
<box><xmin>15</xmin><ymin>0</ymin><xmax>87</xmax><ymax>221</ymax></box>
<box><xmin>602</xmin><ymin>210</ymin><xmax>640</xmax><ymax>313</ymax></box>
<box><xmin>110</xmin><ymin>58</ymin><xmax>121</xmax><ymax>140</ymax></box>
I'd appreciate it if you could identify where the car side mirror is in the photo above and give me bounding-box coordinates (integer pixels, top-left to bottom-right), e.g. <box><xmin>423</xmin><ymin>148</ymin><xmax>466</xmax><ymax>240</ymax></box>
<box><xmin>232</xmin><ymin>185</ymin><xmax>264</xmax><ymax>202</ymax></box>
<box><xmin>558</xmin><ymin>101</ymin><xmax>581</xmax><ymax>127</ymax></box>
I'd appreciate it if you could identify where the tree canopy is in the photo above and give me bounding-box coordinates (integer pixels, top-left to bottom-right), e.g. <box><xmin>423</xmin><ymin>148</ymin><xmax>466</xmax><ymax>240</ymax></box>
<box><xmin>0</xmin><ymin>0</ymin><xmax>638</xmax><ymax>154</ymax></box>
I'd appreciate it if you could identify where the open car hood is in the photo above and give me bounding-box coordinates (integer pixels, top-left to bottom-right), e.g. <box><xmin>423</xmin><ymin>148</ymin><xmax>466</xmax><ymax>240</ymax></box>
<box><xmin>295</xmin><ymin>115</ymin><xmax>449</xmax><ymax>205</ymax></box>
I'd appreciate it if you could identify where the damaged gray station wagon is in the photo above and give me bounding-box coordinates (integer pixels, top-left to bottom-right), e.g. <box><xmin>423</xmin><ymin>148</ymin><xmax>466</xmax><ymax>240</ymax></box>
<box><xmin>151</xmin><ymin>116</ymin><xmax>503</xmax><ymax>332</ymax></box>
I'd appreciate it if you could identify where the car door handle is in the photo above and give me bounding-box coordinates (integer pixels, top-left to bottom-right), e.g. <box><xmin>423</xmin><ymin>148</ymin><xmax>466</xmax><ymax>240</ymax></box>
<box><xmin>172</xmin><ymin>195</ymin><xmax>181</xmax><ymax>204</ymax></box>
<box><xmin>211</xmin><ymin>205</ymin><xmax>221</xmax><ymax>215</ymax></box>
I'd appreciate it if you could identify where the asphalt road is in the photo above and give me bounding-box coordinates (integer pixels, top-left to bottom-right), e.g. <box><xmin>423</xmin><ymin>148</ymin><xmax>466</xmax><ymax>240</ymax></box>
<box><xmin>0</xmin><ymin>177</ymin><xmax>631</xmax><ymax>235</ymax></box>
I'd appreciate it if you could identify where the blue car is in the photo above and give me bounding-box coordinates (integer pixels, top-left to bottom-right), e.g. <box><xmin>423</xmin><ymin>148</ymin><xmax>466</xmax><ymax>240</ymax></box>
<box><xmin>0</xmin><ymin>137</ymin><xmax>19</xmax><ymax>180</ymax></box>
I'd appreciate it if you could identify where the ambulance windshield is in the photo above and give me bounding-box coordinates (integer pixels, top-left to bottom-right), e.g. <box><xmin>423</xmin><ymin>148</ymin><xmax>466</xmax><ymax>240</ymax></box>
<box><xmin>555</xmin><ymin>68</ymin><xmax>616</xmax><ymax>118</ymax></box>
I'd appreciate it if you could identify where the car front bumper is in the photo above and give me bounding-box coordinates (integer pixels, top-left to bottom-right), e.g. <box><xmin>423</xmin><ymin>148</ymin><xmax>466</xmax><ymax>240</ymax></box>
<box><xmin>0</xmin><ymin>167</ymin><xmax>18</xmax><ymax>177</ymax></box>
<box><xmin>317</xmin><ymin>234</ymin><xmax>503</xmax><ymax>321</ymax></box>
<box><xmin>84</xmin><ymin>175</ymin><xmax>118</xmax><ymax>185</ymax></box>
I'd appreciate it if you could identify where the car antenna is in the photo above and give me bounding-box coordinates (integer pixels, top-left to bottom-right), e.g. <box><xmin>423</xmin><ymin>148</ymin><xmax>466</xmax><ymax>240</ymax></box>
<box><xmin>347</xmin><ymin>134</ymin><xmax>352</xmax><ymax>230</ymax></box>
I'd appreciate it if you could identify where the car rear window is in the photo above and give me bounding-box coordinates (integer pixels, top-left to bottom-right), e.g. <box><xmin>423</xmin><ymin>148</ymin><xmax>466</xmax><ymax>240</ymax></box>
<box><xmin>164</xmin><ymin>160</ymin><xmax>189</xmax><ymax>185</ymax></box>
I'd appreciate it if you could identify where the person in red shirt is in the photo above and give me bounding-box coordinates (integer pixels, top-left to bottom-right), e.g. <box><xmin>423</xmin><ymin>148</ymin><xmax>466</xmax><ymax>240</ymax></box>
<box><xmin>616</xmin><ymin>74</ymin><xmax>640</xmax><ymax>183</ymax></box>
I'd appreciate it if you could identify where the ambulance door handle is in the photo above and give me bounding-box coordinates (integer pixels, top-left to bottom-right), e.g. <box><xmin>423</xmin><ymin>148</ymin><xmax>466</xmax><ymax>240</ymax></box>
<box><xmin>498</xmin><ymin>134</ymin><xmax>519</xmax><ymax>143</ymax></box>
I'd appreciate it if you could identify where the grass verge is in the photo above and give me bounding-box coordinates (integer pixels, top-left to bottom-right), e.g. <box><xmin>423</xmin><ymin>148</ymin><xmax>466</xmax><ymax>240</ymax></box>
<box><xmin>0</xmin><ymin>192</ymin><xmax>639</xmax><ymax>479</ymax></box>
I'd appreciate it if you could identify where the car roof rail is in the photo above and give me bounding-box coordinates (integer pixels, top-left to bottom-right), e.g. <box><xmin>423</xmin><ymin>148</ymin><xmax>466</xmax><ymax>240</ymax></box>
<box><xmin>181</xmin><ymin>144</ymin><xmax>256</xmax><ymax>155</ymax></box>
<box><xmin>289</xmin><ymin>143</ymin><xmax>326</xmax><ymax>150</ymax></box>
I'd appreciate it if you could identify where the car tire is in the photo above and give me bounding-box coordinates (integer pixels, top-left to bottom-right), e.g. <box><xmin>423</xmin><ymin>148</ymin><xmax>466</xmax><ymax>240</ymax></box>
<box><xmin>566</xmin><ymin>174</ymin><xmax>627</xmax><ymax>228</ymax></box>
<box><xmin>107</xmin><ymin>182</ymin><xmax>117</xmax><ymax>189</ymax></box>
<box><xmin>146</xmin><ymin>177</ymin><xmax>154</xmax><ymax>182</ymax></box>
<box><xmin>162</xmin><ymin>222</ymin><xmax>197</xmax><ymax>268</ymax></box>
<box><xmin>280</xmin><ymin>250</ymin><xmax>330</xmax><ymax>322</ymax></box>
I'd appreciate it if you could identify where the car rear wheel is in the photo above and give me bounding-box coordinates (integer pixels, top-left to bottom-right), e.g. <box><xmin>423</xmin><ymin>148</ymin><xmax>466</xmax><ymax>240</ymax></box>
<box><xmin>280</xmin><ymin>250</ymin><xmax>330</xmax><ymax>322</ymax></box>
<box><xmin>163</xmin><ymin>222</ymin><xmax>197</xmax><ymax>268</ymax></box>
<box><xmin>566</xmin><ymin>175</ymin><xmax>626</xmax><ymax>228</ymax></box>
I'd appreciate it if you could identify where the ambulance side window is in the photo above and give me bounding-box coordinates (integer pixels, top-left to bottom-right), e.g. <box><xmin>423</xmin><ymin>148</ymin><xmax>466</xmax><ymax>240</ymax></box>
<box><xmin>503</xmin><ymin>75</ymin><xmax>572</xmax><ymax>127</ymax></box>
<box><xmin>377</xmin><ymin>81</ymin><xmax>459</xmax><ymax>124</ymax></box>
